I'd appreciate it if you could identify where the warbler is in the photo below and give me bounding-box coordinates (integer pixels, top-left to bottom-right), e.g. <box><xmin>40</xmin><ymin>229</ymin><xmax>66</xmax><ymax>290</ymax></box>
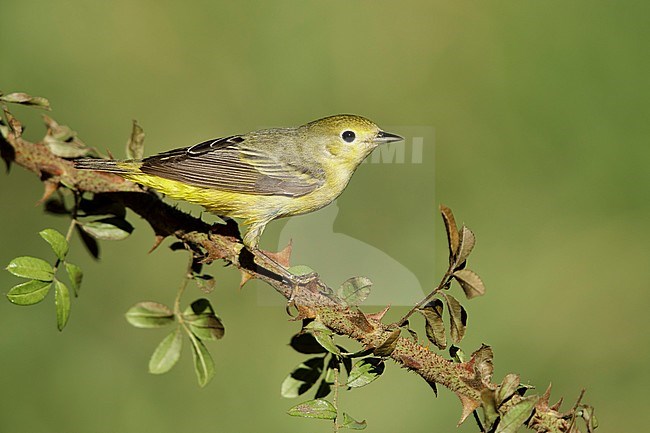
<box><xmin>75</xmin><ymin>115</ymin><xmax>402</xmax><ymax>249</ymax></box>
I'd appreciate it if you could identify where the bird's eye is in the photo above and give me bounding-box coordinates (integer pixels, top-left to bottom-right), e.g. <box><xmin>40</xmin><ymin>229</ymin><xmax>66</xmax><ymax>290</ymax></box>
<box><xmin>341</xmin><ymin>130</ymin><xmax>356</xmax><ymax>143</ymax></box>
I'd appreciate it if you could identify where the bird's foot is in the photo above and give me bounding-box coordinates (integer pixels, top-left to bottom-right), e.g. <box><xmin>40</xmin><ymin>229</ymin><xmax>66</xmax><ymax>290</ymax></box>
<box><xmin>284</xmin><ymin>272</ymin><xmax>319</xmax><ymax>316</ymax></box>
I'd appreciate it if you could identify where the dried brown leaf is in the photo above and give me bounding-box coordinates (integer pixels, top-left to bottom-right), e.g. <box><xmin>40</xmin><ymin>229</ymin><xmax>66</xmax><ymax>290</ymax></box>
<box><xmin>470</xmin><ymin>344</ymin><xmax>494</xmax><ymax>385</ymax></box>
<box><xmin>126</xmin><ymin>119</ymin><xmax>145</xmax><ymax>160</ymax></box>
<box><xmin>440</xmin><ymin>204</ymin><xmax>460</xmax><ymax>262</ymax></box>
<box><xmin>453</xmin><ymin>269</ymin><xmax>486</xmax><ymax>299</ymax></box>
<box><xmin>373</xmin><ymin>328</ymin><xmax>400</xmax><ymax>357</ymax></box>
<box><xmin>0</xmin><ymin>92</ymin><xmax>50</xmax><ymax>110</ymax></box>
<box><xmin>3</xmin><ymin>107</ymin><xmax>22</xmax><ymax>137</ymax></box>
<box><xmin>419</xmin><ymin>299</ymin><xmax>446</xmax><ymax>350</ymax></box>
<box><xmin>442</xmin><ymin>293</ymin><xmax>467</xmax><ymax>344</ymax></box>
<box><xmin>263</xmin><ymin>240</ymin><xmax>292</xmax><ymax>268</ymax></box>
<box><xmin>42</xmin><ymin>115</ymin><xmax>89</xmax><ymax>158</ymax></box>
<box><xmin>496</xmin><ymin>374</ymin><xmax>521</xmax><ymax>407</ymax></box>
<box><xmin>455</xmin><ymin>225</ymin><xmax>475</xmax><ymax>268</ymax></box>
<box><xmin>495</xmin><ymin>395</ymin><xmax>539</xmax><ymax>433</ymax></box>
<box><xmin>481</xmin><ymin>389</ymin><xmax>499</xmax><ymax>431</ymax></box>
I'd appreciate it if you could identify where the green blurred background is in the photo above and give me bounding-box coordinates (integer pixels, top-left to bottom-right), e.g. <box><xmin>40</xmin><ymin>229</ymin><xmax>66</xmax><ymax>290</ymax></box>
<box><xmin>2</xmin><ymin>1</ymin><xmax>648</xmax><ymax>432</ymax></box>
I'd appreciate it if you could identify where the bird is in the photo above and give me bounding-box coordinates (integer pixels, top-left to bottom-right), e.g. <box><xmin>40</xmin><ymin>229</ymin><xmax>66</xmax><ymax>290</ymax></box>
<box><xmin>74</xmin><ymin>114</ymin><xmax>402</xmax><ymax>250</ymax></box>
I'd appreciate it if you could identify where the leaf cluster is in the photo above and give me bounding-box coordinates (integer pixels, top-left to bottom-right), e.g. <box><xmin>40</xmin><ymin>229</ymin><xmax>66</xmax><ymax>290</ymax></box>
<box><xmin>410</xmin><ymin>205</ymin><xmax>486</xmax><ymax>353</ymax></box>
<box><xmin>281</xmin><ymin>323</ymin><xmax>383</xmax><ymax>430</ymax></box>
<box><xmin>6</xmin><ymin>228</ymin><xmax>82</xmax><ymax>330</ymax></box>
<box><xmin>126</xmin><ymin>298</ymin><xmax>224</xmax><ymax>387</ymax></box>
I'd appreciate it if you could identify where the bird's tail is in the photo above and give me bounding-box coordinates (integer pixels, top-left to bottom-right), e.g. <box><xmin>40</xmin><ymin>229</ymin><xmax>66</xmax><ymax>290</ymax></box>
<box><xmin>74</xmin><ymin>159</ymin><xmax>133</xmax><ymax>174</ymax></box>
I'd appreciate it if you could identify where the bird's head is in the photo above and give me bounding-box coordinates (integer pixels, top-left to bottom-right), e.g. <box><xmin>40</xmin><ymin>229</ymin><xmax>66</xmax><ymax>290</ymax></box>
<box><xmin>301</xmin><ymin>114</ymin><xmax>403</xmax><ymax>168</ymax></box>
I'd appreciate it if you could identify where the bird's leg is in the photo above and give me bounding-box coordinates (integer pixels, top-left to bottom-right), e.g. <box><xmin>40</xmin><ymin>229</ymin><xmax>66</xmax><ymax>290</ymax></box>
<box><xmin>244</xmin><ymin>222</ymin><xmax>316</xmax><ymax>308</ymax></box>
<box><xmin>252</xmin><ymin>248</ymin><xmax>318</xmax><ymax>314</ymax></box>
<box><xmin>244</xmin><ymin>222</ymin><xmax>295</xmax><ymax>281</ymax></box>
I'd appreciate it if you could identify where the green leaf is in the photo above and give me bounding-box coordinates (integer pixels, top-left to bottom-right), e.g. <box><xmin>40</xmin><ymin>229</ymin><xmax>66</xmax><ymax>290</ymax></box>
<box><xmin>6</xmin><ymin>256</ymin><xmax>54</xmax><ymax>281</ymax></box>
<box><xmin>125</xmin><ymin>301</ymin><xmax>174</xmax><ymax>328</ymax></box>
<box><xmin>312</xmin><ymin>331</ymin><xmax>340</xmax><ymax>355</ymax></box>
<box><xmin>287</xmin><ymin>399</ymin><xmax>337</xmax><ymax>420</ymax></box>
<box><xmin>188</xmin><ymin>332</ymin><xmax>215</xmax><ymax>387</ymax></box>
<box><xmin>54</xmin><ymin>279</ymin><xmax>71</xmax><ymax>331</ymax></box>
<box><xmin>341</xmin><ymin>412</ymin><xmax>367</xmax><ymax>430</ymax></box>
<box><xmin>419</xmin><ymin>298</ymin><xmax>447</xmax><ymax>350</ymax></box>
<box><xmin>79</xmin><ymin>217</ymin><xmax>134</xmax><ymax>241</ymax></box>
<box><xmin>304</xmin><ymin>321</ymin><xmax>340</xmax><ymax>355</ymax></box>
<box><xmin>39</xmin><ymin>228</ymin><xmax>69</xmax><ymax>261</ymax></box>
<box><xmin>288</xmin><ymin>265</ymin><xmax>315</xmax><ymax>276</ymax></box>
<box><xmin>346</xmin><ymin>358</ymin><xmax>385</xmax><ymax>388</ymax></box>
<box><xmin>64</xmin><ymin>262</ymin><xmax>83</xmax><ymax>296</ymax></box>
<box><xmin>442</xmin><ymin>293</ymin><xmax>467</xmax><ymax>344</ymax></box>
<box><xmin>304</xmin><ymin>320</ymin><xmax>330</xmax><ymax>332</ymax></box>
<box><xmin>496</xmin><ymin>374</ymin><xmax>521</xmax><ymax>407</ymax></box>
<box><xmin>0</xmin><ymin>92</ymin><xmax>51</xmax><ymax>110</ymax></box>
<box><xmin>281</xmin><ymin>357</ymin><xmax>325</xmax><ymax>398</ymax></box>
<box><xmin>183</xmin><ymin>298</ymin><xmax>225</xmax><ymax>341</ymax></box>
<box><xmin>290</xmin><ymin>332</ymin><xmax>328</xmax><ymax>354</ymax></box>
<box><xmin>336</xmin><ymin>276</ymin><xmax>373</xmax><ymax>306</ymax></box>
<box><xmin>454</xmin><ymin>225</ymin><xmax>475</xmax><ymax>268</ymax></box>
<box><xmin>495</xmin><ymin>396</ymin><xmax>539</xmax><ymax>433</ymax></box>
<box><xmin>7</xmin><ymin>280</ymin><xmax>52</xmax><ymax>305</ymax></box>
<box><xmin>453</xmin><ymin>269</ymin><xmax>486</xmax><ymax>299</ymax></box>
<box><xmin>148</xmin><ymin>327</ymin><xmax>183</xmax><ymax>374</ymax></box>
<box><xmin>126</xmin><ymin>119</ymin><xmax>145</xmax><ymax>160</ymax></box>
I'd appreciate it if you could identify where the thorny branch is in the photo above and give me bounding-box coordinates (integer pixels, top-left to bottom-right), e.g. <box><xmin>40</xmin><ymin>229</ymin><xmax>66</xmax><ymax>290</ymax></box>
<box><xmin>0</xmin><ymin>104</ymin><xmax>595</xmax><ymax>433</ymax></box>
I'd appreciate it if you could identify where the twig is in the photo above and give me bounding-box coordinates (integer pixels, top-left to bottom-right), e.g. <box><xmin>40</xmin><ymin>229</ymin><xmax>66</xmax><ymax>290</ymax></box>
<box><xmin>473</xmin><ymin>410</ymin><xmax>486</xmax><ymax>432</ymax></box>
<box><xmin>567</xmin><ymin>389</ymin><xmax>586</xmax><ymax>432</ymax></box>
<box><xmin>333</xmin><ymin>364</ymin><xmax>340</xmax><ymax>433</ymax></box>
<box><xmin>395</xmin><ymin>267</ymin><xmax>454</xmax><ymax>327</ymax></box>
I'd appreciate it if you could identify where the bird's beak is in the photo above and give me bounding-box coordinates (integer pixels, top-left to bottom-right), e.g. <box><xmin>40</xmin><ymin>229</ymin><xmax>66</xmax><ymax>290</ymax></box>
<box><xmin>375</xmin><ymin>130</ymin><xmax>403</xmax><ymax>144</ymax></box>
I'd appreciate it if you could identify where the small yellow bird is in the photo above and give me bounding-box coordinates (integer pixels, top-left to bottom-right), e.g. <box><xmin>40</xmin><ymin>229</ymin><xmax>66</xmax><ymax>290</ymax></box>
<box><xmin>75</xmin><ymin>115</ymin><xmax>402</xmax><ymax>249</ymax></box>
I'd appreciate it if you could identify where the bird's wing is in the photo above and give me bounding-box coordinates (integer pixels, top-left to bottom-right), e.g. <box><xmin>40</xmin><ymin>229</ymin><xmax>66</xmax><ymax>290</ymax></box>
<box><xmin>139</xmin><ymin>136</ymin><xmax>324</xmax><ymax>197</ymax></box>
